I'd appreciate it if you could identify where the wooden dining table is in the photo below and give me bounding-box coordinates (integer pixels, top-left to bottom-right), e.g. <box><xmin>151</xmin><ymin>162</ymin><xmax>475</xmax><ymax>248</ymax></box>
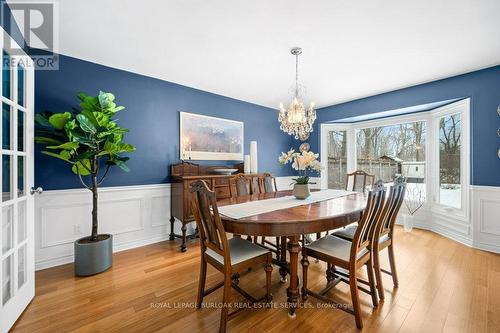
<box><xmin>217</xmin><ymin>190</ymin><xmax>367</xmax><ymax>318</ymax></box>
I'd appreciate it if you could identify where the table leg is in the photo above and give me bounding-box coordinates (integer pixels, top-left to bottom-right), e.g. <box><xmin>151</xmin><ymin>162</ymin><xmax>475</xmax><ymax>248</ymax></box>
<box><xmin>287</xmin><ymin>235</ymin><xmax>301</xmax><ymax>318</ymax></box>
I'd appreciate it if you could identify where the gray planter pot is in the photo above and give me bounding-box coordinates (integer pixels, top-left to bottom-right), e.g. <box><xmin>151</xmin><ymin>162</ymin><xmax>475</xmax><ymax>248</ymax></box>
<box><xmin>293</xmin><ymin>184</ymin><xmax>310</xmax><ymax>200</ymax></box>
<box><xmin>74</xmin><ymin>234</ymin><xmax>113</xmax><ymax>276</ymax></box>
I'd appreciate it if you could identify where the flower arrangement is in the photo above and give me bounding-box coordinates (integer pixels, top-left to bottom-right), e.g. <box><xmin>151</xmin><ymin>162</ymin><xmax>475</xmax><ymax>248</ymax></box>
<box><xmin>278</xmin><ymin>149</ymin><xmax>322</xmax><ymax>185</ymax></box>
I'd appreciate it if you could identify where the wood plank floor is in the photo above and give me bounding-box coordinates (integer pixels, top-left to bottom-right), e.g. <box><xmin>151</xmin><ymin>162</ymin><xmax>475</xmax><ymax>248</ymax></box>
<box><xmin>11</xmin><ymin>226</ymin><xmax>500</xmax><ymax>333</ymax></box>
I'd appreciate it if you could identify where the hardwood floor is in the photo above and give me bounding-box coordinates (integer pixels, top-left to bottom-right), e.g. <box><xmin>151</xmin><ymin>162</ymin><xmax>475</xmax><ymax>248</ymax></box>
<box><xmin>12</xmin><ymin>226</ymin><xmax>500</xmax><ymax>333</ymax></box>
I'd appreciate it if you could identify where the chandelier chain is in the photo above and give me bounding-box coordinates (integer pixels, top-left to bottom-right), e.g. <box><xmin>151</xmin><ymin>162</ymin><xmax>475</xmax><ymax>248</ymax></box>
<box><xmin>295</xmin><ymin>52</ymin><xmax>299</xmax><ymax>97</ymax></box>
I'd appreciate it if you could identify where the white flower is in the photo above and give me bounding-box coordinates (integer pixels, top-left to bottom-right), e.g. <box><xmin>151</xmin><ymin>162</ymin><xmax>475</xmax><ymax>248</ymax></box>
<box><xmin>278</xmin><ymin>149</ymin><xmax>296</xmax><ymax>165</ymax></box>
<box><xmin>278</xmin><ymin>148</ymin><xmax>321</xmax><ymax>173</ymax></box>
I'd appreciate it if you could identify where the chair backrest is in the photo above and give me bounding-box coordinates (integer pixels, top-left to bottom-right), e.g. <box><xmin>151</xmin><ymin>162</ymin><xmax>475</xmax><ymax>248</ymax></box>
<box><xmin>190</xmin><ymin>180</ymin><xmax>230</xmax><ymax>265</ymax></box>
<box><xmin>234</xmin><ymin>173</ymin><xmax>252</xmax><ymax>196</ymax></box>
<box><xmin>350</xmin><ymin>180</ymin><xmax>386</xmax><ymax>260</ymax></box>
<box><xmin>251</xmin><ymin>176</ymin><xmax>261</xmax><ymax>194</ymax></box>
<box><xmin>345</xmin><ymin>170</ymin><xmax>375</xmax><ymax>192</ymax></box>
<box><xmin>375</xmin><ymin>177</ymin><xmax>407</xmax><ymax>240</ymax></box>
<box><xmin>259</xmin><ymin>172</ymin><xmax>277</xmax><ymax>193</ymax></box>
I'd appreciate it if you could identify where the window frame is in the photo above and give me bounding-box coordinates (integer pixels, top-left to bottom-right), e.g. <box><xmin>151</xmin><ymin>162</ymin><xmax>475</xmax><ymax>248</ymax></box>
<box><xmin>320</xmin><ymin>98</ymin><xmax>470</xmax><ymax>221</ymax></box>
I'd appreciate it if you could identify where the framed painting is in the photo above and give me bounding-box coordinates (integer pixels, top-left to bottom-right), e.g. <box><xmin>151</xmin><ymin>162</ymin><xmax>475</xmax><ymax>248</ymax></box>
<box><xmin>180</xmin><ymin>112</ymin><xmax>244</xmax><ymax>161</ymax></box>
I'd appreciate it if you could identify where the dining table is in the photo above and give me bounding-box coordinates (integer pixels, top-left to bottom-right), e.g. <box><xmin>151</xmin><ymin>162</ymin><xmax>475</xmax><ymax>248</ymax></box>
<box><xmin>217</xmin><ymin>190</ymin><xmax>368</xmax><ymax>318</ymax></box>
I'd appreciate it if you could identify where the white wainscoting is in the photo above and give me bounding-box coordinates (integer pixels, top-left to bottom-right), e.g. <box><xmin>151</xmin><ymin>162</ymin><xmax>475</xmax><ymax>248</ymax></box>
<box><xmin>393</xmin><ymin>185</ymin><xmax>500</xmax><ymax>254</ymax></box>
<box><xmin>34</xmin><ymin>176</ymin><xmax>321</xmax><ymax>270</ymax></box>
<box><xmin>35</xmin><ymin>180</ymin><xmax>499</xmax><ymax>270</ymax></box>
<box><xmin>470</xmin><ymin>185</ymin><xmax>500</xmax><ymax>253</ymax></box>
<box><xmin>35</xmin><ymin>184</ymin><xmax>172</xmax><ymax>270</ymax></box>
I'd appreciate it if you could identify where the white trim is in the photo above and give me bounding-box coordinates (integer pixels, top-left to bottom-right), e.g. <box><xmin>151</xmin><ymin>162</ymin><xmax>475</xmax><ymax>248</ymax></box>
<box><xmin>35</xmin><ymin>234</ymin><xmax>172</xmax><ymax>271</ymax></box>
<box><xmin>430</xmin><ymin>98</ymin><xmax>470</xmax><ymax>221</ymax></box>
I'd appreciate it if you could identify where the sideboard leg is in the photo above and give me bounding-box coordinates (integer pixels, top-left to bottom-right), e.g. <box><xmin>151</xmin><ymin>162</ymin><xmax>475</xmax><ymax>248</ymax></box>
<box><xmin>169</xmin><ymin>216</ymin><xmax>175</xmax><ymax>241</ymax></box>
<box><xmin>180</xmin><ymin>222</ymin><xmax>187</xmax><ymax>252</ymax></box>
<box><xmin>286</xmin><ymin>236</ymin><xmax>301</xmax><ymax>318</ymax></box>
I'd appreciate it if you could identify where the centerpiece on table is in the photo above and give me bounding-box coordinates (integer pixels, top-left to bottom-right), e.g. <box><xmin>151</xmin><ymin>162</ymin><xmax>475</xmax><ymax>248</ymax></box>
<box><xmin>278</xmin><ymin>148</ymin><xmax>322</xmax><ymax>199</ymax></box>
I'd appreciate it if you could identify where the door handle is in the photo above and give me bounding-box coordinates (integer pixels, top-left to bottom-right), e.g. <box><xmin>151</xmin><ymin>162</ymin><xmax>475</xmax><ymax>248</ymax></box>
<box><xmin>30</xmin><ymin>187</ymin><xmax>43</xmax><ymax>195</ymax></box>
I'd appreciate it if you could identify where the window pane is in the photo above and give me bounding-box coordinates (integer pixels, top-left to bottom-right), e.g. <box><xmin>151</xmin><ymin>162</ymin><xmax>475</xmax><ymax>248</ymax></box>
<box><xmin>2</xmin><ymin>103</ymin><xmax>11</xmax><ymax>150</ymax></box>
<box><xmin>18</xmin><ymin>200</ymin><xmax>26</xmax><ymax>242</ymax></box>
<box><xmin>2</xmin><ymin>204</ymin><xmax>13</xmax><ymax>254</ymax></box>
<box><xmin>18</xmin><ymin>244</ymin><xmax>27</xmax><ymax>289</ymax></box>
<box><xmin>327</xmin><ymin>130</ymin><xmax>347</xmax><ymax>189</ymax></box>
<box><xmin>439</xmin><ymin>113</ymin><xmax>461</xmax><ymax>208</ymax></box>
<box><xmin>17</xmin><ymin>64</ymin><xmax>24</xmax><ymax>106</ymax></box>
<box><xmin>2</xmin><ymin>155</ymin><xmax>12</xmax><ymax>201</ymax></box>
<box><xmin>2</xmin><ymin>254</ymin><xmax>13</xmax><ymax>305</ymax></box>
<box><xmin>2</xmin><ymin>51</ymin><xmax>10</xmax><ymax>99</ymax></box>
<box><xmin>356</xmin><ymin>121</ymin><xmax>427</xmax><ymax>203</ymax></box>
<box><xmin>18</xmin><ymin>155</ymin><xmax>24</xmax><ymax>197</ymax></box>
<box><xmin>18</xmin><ymin>110</ymin><xmax>24</xmax><ymax>151</ymax></box>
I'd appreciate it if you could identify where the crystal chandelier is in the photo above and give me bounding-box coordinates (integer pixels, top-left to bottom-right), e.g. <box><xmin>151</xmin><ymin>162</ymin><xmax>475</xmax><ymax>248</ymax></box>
<box><xmin>278</xmin><ymin>47</ymin><xmax>316</xmax><ymax>141</ymax></box>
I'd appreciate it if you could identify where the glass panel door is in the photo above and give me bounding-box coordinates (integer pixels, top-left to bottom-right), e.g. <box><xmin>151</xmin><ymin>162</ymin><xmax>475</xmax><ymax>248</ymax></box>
<box><xmin>0</xmin><ymin>29</ymin><xmax>35</xmax><ymax>333</ymax></box>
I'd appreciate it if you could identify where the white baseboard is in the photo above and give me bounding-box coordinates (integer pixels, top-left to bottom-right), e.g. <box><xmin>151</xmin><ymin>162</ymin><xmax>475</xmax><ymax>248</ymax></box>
<box><xmin>34</xmin><ymin>180</ymin><xmax>500</xmax><ymax>271</ymax></box>
<box><xmin>35</xmin><ymin>234</ymin><xmax>172</xmax><ymax>271</ymax></box>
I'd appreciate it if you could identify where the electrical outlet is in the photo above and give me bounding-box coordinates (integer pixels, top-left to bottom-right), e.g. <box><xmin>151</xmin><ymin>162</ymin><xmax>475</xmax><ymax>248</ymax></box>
<box><xmin>74</xmin><ymin>224</ymin><xmax>82</xmax><ymax>235</ymax></box>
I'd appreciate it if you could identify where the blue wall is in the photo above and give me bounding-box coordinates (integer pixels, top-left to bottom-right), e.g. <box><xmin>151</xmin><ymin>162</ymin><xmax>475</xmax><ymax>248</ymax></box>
<box><xmin>35</xmin><ymin>55</ymin><xmax>291</xmax><ymax>190</ymax></box>
<box><xmin>312</xmin><ymin>65</ymin><xmax>500</xmax><ymax>187</ymax></box>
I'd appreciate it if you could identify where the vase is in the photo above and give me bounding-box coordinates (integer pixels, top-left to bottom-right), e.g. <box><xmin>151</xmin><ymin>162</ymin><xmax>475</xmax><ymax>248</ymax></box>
<box><xmin>402</xmin><ymin>214</ymin><xmax>414</xmax><ymax>232</ymax></box>
<box><xmin>74</xmin><ymin>234</ymin><xmax>113</xmax><ymax>276</ymax></box>
<box><xmin>293</xmin><ymin>184</ymin><xmax>310</xmax><ymax>200</ymax></box>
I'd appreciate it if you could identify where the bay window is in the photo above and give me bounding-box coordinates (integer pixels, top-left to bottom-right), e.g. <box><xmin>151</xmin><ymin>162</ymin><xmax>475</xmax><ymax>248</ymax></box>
<box><xmin>320</xmin><ymin>98</ymin><xmax>469</xmax><ymax>219</ymax></box>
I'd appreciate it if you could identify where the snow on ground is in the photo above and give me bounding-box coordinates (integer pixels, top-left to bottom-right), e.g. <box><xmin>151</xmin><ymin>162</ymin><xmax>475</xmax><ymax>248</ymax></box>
<box><xmin>380</xmin><ymin>182</ymin><xmax>461</xmax><ymax>209</ymax></box>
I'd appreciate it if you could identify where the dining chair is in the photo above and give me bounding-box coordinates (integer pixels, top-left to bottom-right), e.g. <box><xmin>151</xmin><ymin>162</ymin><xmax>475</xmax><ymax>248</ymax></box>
<box><xmin>301</xmin><ymin>181</ymin><xmax>386</xmax><ymax>329</ymax></box>
<box><xmin>234</xmin><ymin>173</ymin><xmax>254</xmax><ymax>196</ymax></box>
<box><xmin>332</xmin><ymin>177</ymin><xmax>406</xmax><ymax>300</ymax></box>
<box><xmin>190</xmin><ymin>180</ymin><xmax>273</xmax><ymax>333</ymax></box>
<box><xmin>257</xmin><ymin>173</ymin><xmax>282</xmax><ymax>260</ymax></box>
<box><xmin>233</xmin><ymin>173</ymin><xmax>258</xmax><ymax>243</ymax></box>
<box><xmin>259</xmin><ymin>172</ymin><xmax>278</xmax><ymax>193</ymax></box>
<box><xmin>345</xmin><ymin>170</ymin><xmax>375</xmax><ymax>192</ymax></box>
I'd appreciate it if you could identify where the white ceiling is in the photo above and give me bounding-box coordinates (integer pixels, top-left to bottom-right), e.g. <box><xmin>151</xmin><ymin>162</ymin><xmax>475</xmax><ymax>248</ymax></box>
<box><xmin>16</xmin><ymin>0</ymin><xmax>500</xmax><ymax>108</ymax></box>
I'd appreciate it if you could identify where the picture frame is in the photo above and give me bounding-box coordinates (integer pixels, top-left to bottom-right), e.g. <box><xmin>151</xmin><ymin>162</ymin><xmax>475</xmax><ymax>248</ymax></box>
<box><xmin>180</xmin><ymin>112</ymin><xmax>244</xmax><ymax>161</ymax></box>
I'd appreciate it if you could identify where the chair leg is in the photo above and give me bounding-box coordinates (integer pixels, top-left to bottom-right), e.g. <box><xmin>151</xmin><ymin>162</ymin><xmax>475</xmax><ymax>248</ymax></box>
<box><xmin>349</xmin><ymin>267</ymin><xmax>363</xmax><ymax>329</ymax></box>
<box><xmin>373</xmin><ymin>248</ymin><xmax>385</xmax><ymax>300</ymax></box>
<box><xmin>265</xmin><ymin>260</ymin><xmax>273</xmax><ymax>303</ymax></box>
<box><xmin>279</xmin><ymin>237</ymin><xmax>288</xmax><ymax>283</ymax></box>
<box><xmin>301</xmin><ymin>250</ymin><xmax>309</xmax><ymax>301</ymax></box>
<box><xmin>366</xmin><ymin>259</ymin><xmax>378</xmax><ymax>307</ymax></box>
<box><xmin>388</xmin><ymin>244</ymin><xmax>399</xmax><ymax>287</ymax></box>
<box><xmin>196</xmin><ymin>257</ymin><xmax>207</xmax><ymax>308</ymax></box>
<box><xmin>220</xmin><ymin>274</ymin><xmax>232</xmax><ymax>333</ymax></box>
<box><xmin>180</xmin><ymin>222</ymin><xmax>187</xmax><ymax>252</ymax></box>
<box><xmin>275</xmin><ymin>237</ymin><xmax>281</xmax><ymax>262</ymax></box>
<box><xmin>326</xmin><ymin>263</ymin><xmax>335</xmax><ymax>284</ymax></box>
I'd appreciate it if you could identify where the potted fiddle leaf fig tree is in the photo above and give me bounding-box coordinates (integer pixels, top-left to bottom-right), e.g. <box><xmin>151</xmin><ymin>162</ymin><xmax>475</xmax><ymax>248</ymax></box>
<box><xmin>35</xmin><ymin>91</ymin><xmax>135</xmax><ymax>276</ymax></box>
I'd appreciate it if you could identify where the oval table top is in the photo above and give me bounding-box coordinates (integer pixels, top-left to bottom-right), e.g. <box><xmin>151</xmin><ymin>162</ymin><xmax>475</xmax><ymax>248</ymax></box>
<box><xmin>217</xmin><ymin>190</ymin><xmax>367</xmax><ymax>236</ymax></box>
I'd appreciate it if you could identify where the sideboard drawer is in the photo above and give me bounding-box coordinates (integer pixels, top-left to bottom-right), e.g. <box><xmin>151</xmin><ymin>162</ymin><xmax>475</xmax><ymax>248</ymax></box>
<box><xmin>215</xmin><ymin>186</ymin><xmax>231</xmax><ymax>199</ymax></box>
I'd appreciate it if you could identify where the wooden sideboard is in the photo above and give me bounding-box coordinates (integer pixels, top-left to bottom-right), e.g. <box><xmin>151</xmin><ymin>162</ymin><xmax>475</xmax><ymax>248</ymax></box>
<box><xmin>169</xmin><ymin>162</ymin><xmax>263</xmax><ymax>252</ymax></box>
